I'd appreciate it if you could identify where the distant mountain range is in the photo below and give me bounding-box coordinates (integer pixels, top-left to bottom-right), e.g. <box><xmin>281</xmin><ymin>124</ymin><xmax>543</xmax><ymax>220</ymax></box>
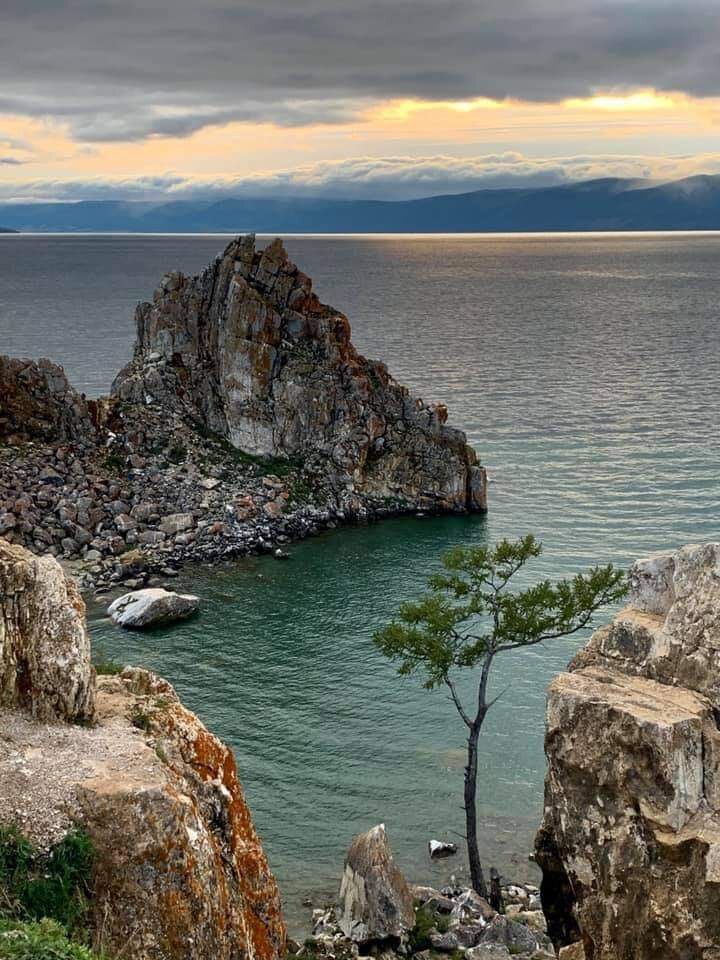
<box><xmin>3</xmin><ymin>175</ymin><xmax>720</xmax><ymax>233</ymax></box>
<box><xmin>0</xmin><ymin>226</ymin><xmax>18</xmax><ymax>233</ymax></box>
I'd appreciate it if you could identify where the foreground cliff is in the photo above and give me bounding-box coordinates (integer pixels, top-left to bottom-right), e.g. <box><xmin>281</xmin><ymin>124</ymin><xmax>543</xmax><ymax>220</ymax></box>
<box><xmin>537</xmin><ymin>542</ymin><xmax>720</xmax><ymax>960</ymax></box>
<box><xmin>111</xmin><ymin>235</ymin><xmax>485</xmax><ymax>513</ymax></box>
<box><xmin>0</xmin><ymin>538</ymin><xmax>285</xmax><ymax>960</ymax></box>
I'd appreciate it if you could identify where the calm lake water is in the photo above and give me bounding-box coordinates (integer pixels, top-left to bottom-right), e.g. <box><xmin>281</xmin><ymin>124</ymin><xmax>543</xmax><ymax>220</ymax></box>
<box><xmin>1</xmin><ymin>233</ymin><xmax>719</xmax><ymax>932</ymax></box>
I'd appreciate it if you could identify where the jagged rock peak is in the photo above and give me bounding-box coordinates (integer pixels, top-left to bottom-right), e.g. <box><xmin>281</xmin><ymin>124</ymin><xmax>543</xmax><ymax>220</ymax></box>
<box><xmin>111</xmin><ymin>235</ymin><xmax>486</xmax><ymax>514</ymax></box>
<box><xmin>537</xmin><ymin>542</ymin><xmax>720</xmax><ymax>960</ymax></box>
<box><xmin>0</xmin><ymin>537</ymin><xmax>95</xmax><ymax>722</ymax></box>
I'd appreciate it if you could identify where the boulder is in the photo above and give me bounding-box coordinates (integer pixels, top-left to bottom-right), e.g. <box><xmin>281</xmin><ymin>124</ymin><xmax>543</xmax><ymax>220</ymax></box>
<box><xmin>0</xmin><ymin>355</ymin><xmax>95</xmax><ymax>442</ymax></box>
<box><xmin>537</xmin><ymin>542</ymin><xmax>720</xmax><ymax>959</ymax></box>
<box><xmin>111</xmin><ymin>236</ymin><xmax>486</xmax><ymax>514</ymax></box>
<box><xmin>108</xmin><ymin>588</ymin><xmax>200</xmax><ymax>628</ymax></box>
<box><xmin>338</xmin><ymin>824</ymin><xmax>415</xmax><ymax>944</ymax></box>
<box><xmin>428</xmin><ymin>839</ymin><xmax>457</xmax><ymax>858</ymax></box>
<box><xmin>0</xmin><ymin>538</ymin><xmax>94</xmax><ymax>722</ymax></box>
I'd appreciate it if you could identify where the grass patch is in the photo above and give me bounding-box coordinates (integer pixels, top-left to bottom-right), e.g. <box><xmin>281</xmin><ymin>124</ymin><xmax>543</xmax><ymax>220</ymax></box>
<box><xmin>408</xmin><ymin>903</ymin><xmax>449</xmax><ymax>953</ymax></box>
<box><xmin>0</xmin><ymin>826</ymin><xmax>94</xmax><ymax>935</ymax></box>
<box><xmin>0</xmin><ymin>919</ymin><xmax>105</xmax><ymax>960</ymax></box>
<box><xmin>92</xmin><ymin>649</ymin><xmax>124</xmax><ymax>677</ymax></box>
<box><xmin>190</xmin><ymin>419</ymin><xmax>300</xmax><ymax>477</ymax></box>
<box><xmin>129</xmin><ymin>705</ymin><xmax>152</xmax><ymax>733</ymax></box>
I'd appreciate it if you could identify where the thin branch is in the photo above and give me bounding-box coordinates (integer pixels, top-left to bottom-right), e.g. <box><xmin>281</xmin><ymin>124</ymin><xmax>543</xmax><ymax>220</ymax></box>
<box><xmin>485</xmin><ymin>683</ymin><xmax>511</xmax><ymax>711</ymax></box>
<box><xmin>444</xmin><ymin>675</ymin><xmax>472</xmax><ymax>728</ymax></box>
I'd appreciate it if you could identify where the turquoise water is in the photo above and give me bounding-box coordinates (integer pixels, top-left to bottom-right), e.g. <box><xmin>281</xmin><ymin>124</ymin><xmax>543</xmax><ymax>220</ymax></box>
<box><xmin>2</xmin><ymin>233</ymin><xmax>719</xmax><ymax>930</ymax></box>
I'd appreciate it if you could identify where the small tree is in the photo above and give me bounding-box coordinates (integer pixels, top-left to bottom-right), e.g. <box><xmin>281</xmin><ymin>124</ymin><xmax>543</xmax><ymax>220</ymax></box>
<box><xmin>373</xmin><ymin>534</ymin><xmax>627</xmax><ymax>900</ymax></box>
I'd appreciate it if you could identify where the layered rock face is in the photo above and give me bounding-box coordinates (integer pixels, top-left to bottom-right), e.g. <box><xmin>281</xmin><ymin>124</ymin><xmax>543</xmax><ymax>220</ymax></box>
<box><xmin>338</xmin><ymin>824</ymin><xmax>415</xmax><ymax>943</ymax></box>
<box><xmin>111</xmin><ymin>236</ymin><xmax>486</xmax><ymax>513</ymax></box>
<box><xmin>0</xmin><ymin>539</ymin><xmax>94</xmax><ymax>722</ymax></box>
<box><xmin>0</xmin><ymin>537</ymin><xmax>285</xmax><ymax>960</ymax></box>
<box><xmin>537</xmin><ymin>543</ymin><xmax>720</xmax><ymax>960</ymax></box>
<box><xmin>0</xmin><ymin>356</ymin><xmax>95</xmax><ymax>442</ymax></box>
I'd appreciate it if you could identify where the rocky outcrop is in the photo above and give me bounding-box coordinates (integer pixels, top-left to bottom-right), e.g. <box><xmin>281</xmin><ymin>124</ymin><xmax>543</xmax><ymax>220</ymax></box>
<box><xmin>338</xmin><ymin>824</ymin><xmax>415</xmax><ymax>944</ymax></box>
<box><xmin>537</xmin><ymin>542</ymin><xmax>720</xmax><ymax>960</ymax></box>
<box><xmin>0</xmin><ymin>539</ymin><xmax>94</xmax><ymax>722</ymax></box>
<box><xmin>108</xmin><ymin>587</ymin><xmax>200</xmax><ymax>628</ymax></box>
<box><xmin>0</xmin><ymin>356</ymin><xmax>95</xmax><ymax>442</ymax></box>
<box><xmin>0</xmin><ymin>537</ymin><xmax>285</xmax><ymax>960</ymax></box>
<box><xmin>111</xmin><ymin>236</ymin><xmax>486</xmax><ymax>514</ymax></box>
<box><xmin>312</xmin><ymin>862</ymin><xmax>553</xmax><ymax>959</ymax></box>
<box><xmin>0</xmin><ymin>238</ymin><xmax>486</xmax><ymax>592</ymax></box>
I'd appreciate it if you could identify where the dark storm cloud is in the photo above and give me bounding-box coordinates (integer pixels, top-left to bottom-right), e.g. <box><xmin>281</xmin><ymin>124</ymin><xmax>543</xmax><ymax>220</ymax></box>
<box><xmin>1</xmin><ymin>0</ymin><xmax>718</xmax><ymax>140</ymax></box>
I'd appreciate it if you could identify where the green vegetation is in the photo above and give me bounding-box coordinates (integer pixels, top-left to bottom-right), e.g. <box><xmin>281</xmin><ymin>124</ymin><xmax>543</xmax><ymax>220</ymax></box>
<box><xmin>374</xmin><ymin>534</ymin><xmax>627</xmax><ymax>899</ymax></box>
<box><xmin>408</xmin><ymin>903</ymin><xmax>449</xmax><ymax>953</ymax></box>
<box><xmin>0</xmin><ymin>826</ymin><xmax>104</xmax><ymax>960</ymax></box>
<box><xmin>164</xmin><ymin>442</ymin><xmax>188</xmax><ymax>465</ymax></box>
<box><xmin>0</xmin><ymin>826</ymin><xmax>94</xmax><ymax>934</ymax></box>
<box><xmin>91</xmin><ymin>648</ymin><xmax>124</xmax><ymax>677</ymax></box>
<box><xmin>191</xmin><ymin>419</ymin><xmax>299</xmax><ymax>477</ymax></box>
<box><xmin>102</xmin><ymin>454</ymin><xmax>125</xmax><ymax>475</ymax></box>
<box><xmin>0</xmin><ymin>920</ymin><xmax>104</xmax><ymax>960</ymax></box>
<box><xmin>129</xmin><ymin>704</ymin><xmax>152</xmax><ymax>732</ymax></box>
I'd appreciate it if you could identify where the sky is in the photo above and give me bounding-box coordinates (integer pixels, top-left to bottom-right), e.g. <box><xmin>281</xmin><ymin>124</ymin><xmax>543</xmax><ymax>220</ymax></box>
<box><xmin>2</xmin><ymin>0</ymin><xmax>720</xmax><ymax>202</ymax></box>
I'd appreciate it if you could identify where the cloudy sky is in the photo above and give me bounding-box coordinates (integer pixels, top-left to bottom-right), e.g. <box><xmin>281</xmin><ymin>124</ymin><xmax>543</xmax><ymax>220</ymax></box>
<box><xmin>2</xmin><ymin>0</ymin><xmax>720</xmax><ymax>201</ymax></box>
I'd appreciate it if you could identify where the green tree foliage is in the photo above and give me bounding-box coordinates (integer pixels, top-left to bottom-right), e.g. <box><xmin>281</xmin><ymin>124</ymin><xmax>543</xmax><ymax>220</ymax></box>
<box><xmin>373</xmin><ymin>534</ymin><xmax>627</xmax><ymax>898</ymax></box>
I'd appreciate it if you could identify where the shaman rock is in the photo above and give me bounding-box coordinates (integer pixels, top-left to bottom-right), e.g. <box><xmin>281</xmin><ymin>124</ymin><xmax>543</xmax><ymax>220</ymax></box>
<box><xmin>0</xmin><ymin>356</ymin><xmax>95</xmax><ymax>442</ymax></box>
<box><xmin>0</xmin><ymin>538</ymin><xmax>94</xmax><ymax>722</ymax></box>
<box><xmin>111</xmin><ymin>236</ymin><xmax>486</xmax><ymax>513</ymax></box>
<box><xmin>537</xmin><ymin>542</ymin><xmax>720</xmax><ymax>960</ymax></box>
<box><xmin>338</xmin><ymin>824</ymin><xmax>415</xmax><ymax>944</ymax></box>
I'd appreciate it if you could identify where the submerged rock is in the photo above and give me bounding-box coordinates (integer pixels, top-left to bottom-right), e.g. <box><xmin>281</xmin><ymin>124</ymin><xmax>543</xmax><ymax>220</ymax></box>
<box><xmin>108</xmin><ymin>587</ymin><xmax>200</xmax><ymax>628</ymax></box>
<box><xmin>111</xmin><ymin>236</ymin><xmax>486</xmax><ymax>514</ymax></box>
<box><xmin>338</xmin><ymin>824</ymin><xmax>415</xmax><ymax>944</ymax></box>
<box><xmin>0</xmin><ymin>538</ymin><xmax>94</xmax><ymax>722</ymax></box>
<box><xmin>537</xmin><ymin>542</ymin><xmax>720</xmax><ymax>959</ymax></box>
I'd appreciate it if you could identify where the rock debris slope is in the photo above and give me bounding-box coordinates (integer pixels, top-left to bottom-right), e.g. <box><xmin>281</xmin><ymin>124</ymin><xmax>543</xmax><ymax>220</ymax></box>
<box><xmin>536</xmin><ymin>542</ymin><xmax>720</xmax><ymax>960</ymax></box>
<box><xmin>0</xmin><ymin>537</ymin><xmax>285</xmax><ymax>960</ymax></box>
<box><xmin>112</xmin><ymin>235</ymin><xmax>486</xmax><ymax>514</ymax></box>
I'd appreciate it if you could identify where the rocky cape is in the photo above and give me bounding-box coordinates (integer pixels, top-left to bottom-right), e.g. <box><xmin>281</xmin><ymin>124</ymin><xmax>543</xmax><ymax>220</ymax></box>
<box><xmin>0</xmin><ymin>537</ymin><xmax>285</xmax><ymax>960</ymax></box>
<box><xmin>0</xmin><ymin>236</ymin><xmax>485</xmax><ymax>594</ymax></box>
<box><xmin>536</xmin><ymin>542</ymin><xmax>720</xmax><ymax>960</ymax></box>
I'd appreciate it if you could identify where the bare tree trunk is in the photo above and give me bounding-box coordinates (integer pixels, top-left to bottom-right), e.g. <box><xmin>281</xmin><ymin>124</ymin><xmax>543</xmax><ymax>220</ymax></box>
<box><xmin>464</xmin><ymin>722</ymin><xmax>488</xmax><ymax>899</ymax></box>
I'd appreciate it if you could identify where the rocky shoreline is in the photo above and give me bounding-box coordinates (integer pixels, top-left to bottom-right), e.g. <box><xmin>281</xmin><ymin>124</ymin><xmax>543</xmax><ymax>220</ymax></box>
<box><xmin>0</xmin><ymin>236</ymin><xmax>486</xmax><ymax>596</ymax></box>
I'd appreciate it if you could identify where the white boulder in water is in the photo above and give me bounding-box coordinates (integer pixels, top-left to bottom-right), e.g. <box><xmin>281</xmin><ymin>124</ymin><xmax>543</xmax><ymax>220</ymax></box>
<box><xmin>429</xmin><ymin>839</ymin><xmax>458</xmax><ymax>859</ymax></box>
<box><xmin>108</xmin><ymin>588</ymin><xmax>199</xmax><ymax>629</ymax></box>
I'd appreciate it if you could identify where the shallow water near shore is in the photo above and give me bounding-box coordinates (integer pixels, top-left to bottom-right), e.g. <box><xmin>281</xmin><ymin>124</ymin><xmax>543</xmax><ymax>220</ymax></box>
<box><xmin>2</xmin><ymin>232</ymin><xmax>719</xmax><ymax>933</ymax></box>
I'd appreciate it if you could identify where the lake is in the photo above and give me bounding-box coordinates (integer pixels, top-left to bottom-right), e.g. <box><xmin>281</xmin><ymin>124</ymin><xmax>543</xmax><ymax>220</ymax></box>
<box><xmin>1</xmin><ymin>232</ymin><xmax>718</xmax><ymax>932</ymax></box>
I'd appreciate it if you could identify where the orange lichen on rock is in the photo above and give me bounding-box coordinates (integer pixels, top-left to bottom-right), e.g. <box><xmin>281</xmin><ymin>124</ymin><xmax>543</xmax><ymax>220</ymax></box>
<box><xmin>79</xmin><ymin>666</ymin><xmax>286</xmax><ymax>960</ymax></box>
